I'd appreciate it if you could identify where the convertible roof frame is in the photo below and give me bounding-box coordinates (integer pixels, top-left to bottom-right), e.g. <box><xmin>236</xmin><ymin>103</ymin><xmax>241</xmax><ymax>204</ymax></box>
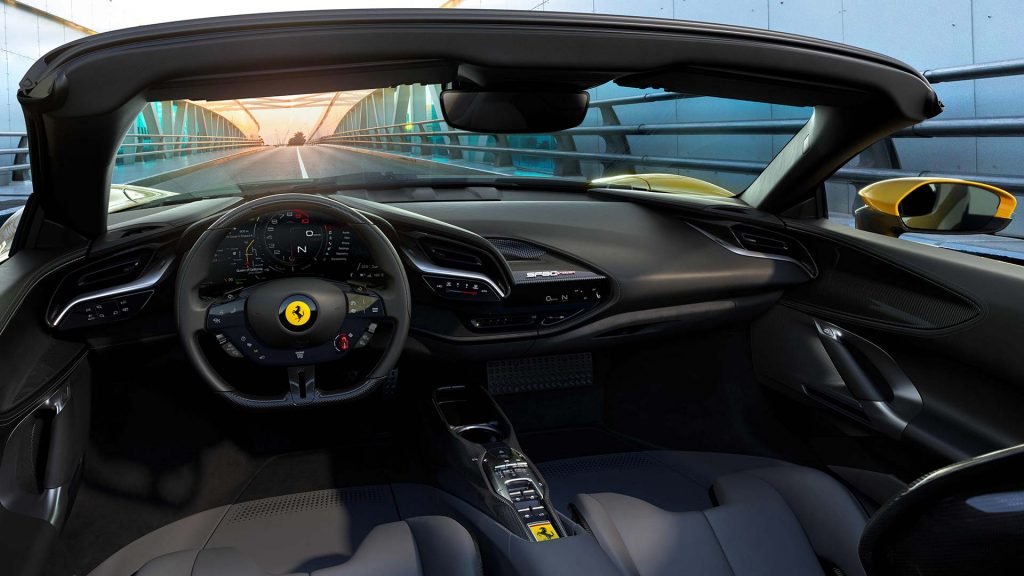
<box><xmin>14</xmin><ymin>9</ymin><xmax>940</xmax><ymax>242</ymax></box>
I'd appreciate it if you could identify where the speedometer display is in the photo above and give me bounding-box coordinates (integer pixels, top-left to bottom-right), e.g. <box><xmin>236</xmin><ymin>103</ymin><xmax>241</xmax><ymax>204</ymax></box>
<box><xmin>260</xmin><ymin>209</ymin><xmax>325</xmax><ymax>271</ymax></box>
<box><xmin>200</xmin><ymin>207</ymin><xmax>383</xmax><ymax>297</ymax></box>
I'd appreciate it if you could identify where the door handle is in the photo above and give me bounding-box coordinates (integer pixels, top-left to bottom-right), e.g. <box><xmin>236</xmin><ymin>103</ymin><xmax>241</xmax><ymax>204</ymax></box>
<box><xmin>815</xmin><ymin>322</ymin><xmax>893</xmax><ymax>402</ymax></box>
<box><xmin>813</xmin><ymin>319</ymin><xmax>922</xmax><ymax>438</ymax></box>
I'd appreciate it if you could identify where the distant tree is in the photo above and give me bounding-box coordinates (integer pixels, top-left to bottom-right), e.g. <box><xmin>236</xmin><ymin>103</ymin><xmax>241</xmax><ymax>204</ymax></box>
<box><xmin>287</xmin><ymin>132</ymin><xmax>306</xmax><ymax>146</ymax></box>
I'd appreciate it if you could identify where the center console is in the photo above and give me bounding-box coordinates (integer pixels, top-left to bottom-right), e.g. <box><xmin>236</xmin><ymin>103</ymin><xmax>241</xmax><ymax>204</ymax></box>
<box><xmin>430</xmin><ymin>384</ymin><xmax>565</xmax><ymax>542</ymax></box>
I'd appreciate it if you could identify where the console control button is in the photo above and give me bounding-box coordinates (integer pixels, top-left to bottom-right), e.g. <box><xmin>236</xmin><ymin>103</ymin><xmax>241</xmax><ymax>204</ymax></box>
<box><xmin>424</xmin><ymin>276</ymin><xmax>499</xmax><ymax>302</ymax></box>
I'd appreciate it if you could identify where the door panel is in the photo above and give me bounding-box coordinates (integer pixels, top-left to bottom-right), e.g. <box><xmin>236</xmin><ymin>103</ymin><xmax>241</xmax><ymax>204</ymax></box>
<box><xmin>0</xmin><ymin>246</ymin><xmax>92</xmax><ymax>575</ymax></box>
<box><xmin>0</xmin><ymin>360</ymin><xmax>90</xmax><ymax>575</ymax></box>
<box><xmin>753</xmin><ymin>308</ymin><xmax>926</xmax><ymax>445</ymax></box>
<box><xmin>753</xmin><ymin>219</ymin><xmax>1024</xmax><ymax>473</ymax></box>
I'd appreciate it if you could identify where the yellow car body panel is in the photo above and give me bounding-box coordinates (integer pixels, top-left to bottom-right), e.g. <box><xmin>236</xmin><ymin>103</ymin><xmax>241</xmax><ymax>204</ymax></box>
<box><xmin>591</xmin><ymin>173</ymin><xmax>734</xmax><ymax>198</ymax></box>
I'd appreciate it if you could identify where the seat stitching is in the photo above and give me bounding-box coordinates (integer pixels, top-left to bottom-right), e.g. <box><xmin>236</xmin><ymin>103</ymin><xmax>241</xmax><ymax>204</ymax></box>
<box><xmin>699</xmin><ymin>509</ymin><xmax>737</xmax><ymax>576</ymax></box>
<box><xmin>649</xmin><ymin>451</ymin><xmax>724</xmax><ymax>500</ymax></box>
<box><xmin>189</xmin><ymin>506</ymin><xmax>235</xmax><ymax>576</ymax></box>
<box><xmin>405</xmin><ymin>520</ymin><xmax>427</xmax><ymax>576</ymax></box>
<box><xmin>586</xmin><ymin>495</ymin><xmax>644</xmax><ymax>576</ymax></box>
<box><xmin>650</xmin><ymin>452</ymin><xmax>711</xmax><ymax>485</ymax></box>
<box><xmin>188</xmin><ymin>451</ymin><xmax>279</xmax><ymax>575</ymax></box>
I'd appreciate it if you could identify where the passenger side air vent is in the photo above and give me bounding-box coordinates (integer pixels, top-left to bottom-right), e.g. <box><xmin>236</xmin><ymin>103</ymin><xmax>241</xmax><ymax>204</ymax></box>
<box><xmin>734</xmin><ymin>226</ymin><xmax>791</xmax><ymax>255</ymax></box>
<box><xmin>421</xmin><ymin>238</ymin><xmax>485</xmax><ymax>270</ymax></box>
<box><xmin>75</xmin><ymin>250</ymin><xmax>152</xmax><ymax>289</ymax></box>
<box><xmin>488</xmin><ymin>238</ymin><xmax>546</xmax><ymax>261</ymax></box>
<box><xmin>731</xmin><ymin>225</ymin><xmax>817</xmax><ymax>276</ymax></box>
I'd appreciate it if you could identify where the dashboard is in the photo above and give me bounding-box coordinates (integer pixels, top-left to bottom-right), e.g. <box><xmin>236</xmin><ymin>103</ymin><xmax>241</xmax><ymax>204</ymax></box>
<box><xmin>200</xmin><ymin>208</ymin><xmax>383</xmax><ymax>297</ymax></box>
<box><xmin>44</xmin><ymin>189</ymin><xmax>817</xmax><ymax>362</ymax></box>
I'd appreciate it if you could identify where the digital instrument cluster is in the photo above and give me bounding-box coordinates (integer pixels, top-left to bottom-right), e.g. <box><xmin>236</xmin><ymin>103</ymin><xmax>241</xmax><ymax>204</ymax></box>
<box><xmin>200</xmin><ymin>208</ymin><xmax>383</xmax><ymax>295</ymax></box>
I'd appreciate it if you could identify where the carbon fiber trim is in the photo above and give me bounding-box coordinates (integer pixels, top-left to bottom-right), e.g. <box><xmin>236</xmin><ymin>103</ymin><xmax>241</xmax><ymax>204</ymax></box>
<box><xmin>783</xmin><ymin>244</ymin><xmax>979</xmax><ymax>331</ymax></box>
<box><xmin>489</xmin><ymin>238</ymin><xmax>547</xmax><ymax>261</ymax></box>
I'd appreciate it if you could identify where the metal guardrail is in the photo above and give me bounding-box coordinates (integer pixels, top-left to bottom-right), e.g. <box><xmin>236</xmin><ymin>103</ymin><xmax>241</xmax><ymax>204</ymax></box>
<box><xmin>312</xmin><ymin>59</ymin><xmax>1024</xmax><ymax>191</ymax></box>
<box><xmin>7</xmin><ymin>58</ymin><xmax>1024</xmax><ymax>188</ymax></box>
<box><xmin>0</xmin><ymin>131</ymin><xmax>263</xmax><ymax>178</ymax></box>
<box><xmin>0</xmin><ymin>132</ymin><xmax>30</xmax><ymax>180</ymax></box>
<box><xmin>924</xmin><ymin>58</ymin><xmax>1024</xmax><ymax>83</ymax></box>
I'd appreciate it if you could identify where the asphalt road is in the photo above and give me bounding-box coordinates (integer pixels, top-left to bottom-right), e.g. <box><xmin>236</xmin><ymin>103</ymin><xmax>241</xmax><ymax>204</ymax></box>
<box><xmin>147</xmin><ymin>145</ymin><xmax>486</xmax><ymax>194</ymax></box>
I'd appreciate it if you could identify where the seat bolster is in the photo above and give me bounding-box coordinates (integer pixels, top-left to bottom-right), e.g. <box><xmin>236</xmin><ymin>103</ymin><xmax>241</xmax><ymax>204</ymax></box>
<box><xmin>312</xmin><ymin>521</ymin><xmax>421</xmax><ymax>576</ymax></box>
<box><xmin>705</xmin><ymin>472</ymin><xmax>826</xmax><ymax>576</ymax></box>
<box><xmin>573</xmin><ymin>493</ymin><xmax>737</xmax><ymax>576</ymax></box>
<box><xmin>406</xmin><ymin>516</ymin><xmax>483</xmax><ymax>576</ymax></box>
<box><xmin>135</xmin><ymin>548</ymin><xmax>307</xmax><ymax>576</ymax></box>
<box><xmin>132</xmin><ymin>516</ymin><xmax>479</xmax><ymax>576</ymax></box>
<box><xmin>743</xmin><ymin>467</ymin><xmax>868</xmax><ymax>576</ymax></box>
<box><xmin>194</xmin><ymin>548</ymin><xmax>305</xmax><ymax>576</ymax></box>
<box><xmin>571</xmin><ymin>493</ymin><xmax>643</xmax><ymax>576</ymax></box>
<box><xmin>572</xmin><ymin>465</ymin><xmax>868</xmax><ymax>576</ymax></box>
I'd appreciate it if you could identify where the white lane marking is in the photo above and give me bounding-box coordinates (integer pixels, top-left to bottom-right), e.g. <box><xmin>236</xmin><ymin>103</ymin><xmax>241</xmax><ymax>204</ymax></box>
<box><xmin>295</xmin><ymin>148</ymin><xmax>309</xmax><ymax>179</ymax></box>
<box><xmin>321</xmin><ymin>143</ymin><xmax>507</xmax><ymax>176</ymax></box>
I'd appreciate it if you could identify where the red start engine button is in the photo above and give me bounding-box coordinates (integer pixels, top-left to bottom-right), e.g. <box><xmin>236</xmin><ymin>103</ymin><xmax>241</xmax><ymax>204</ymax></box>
<box><xmin>335</xmin><ymin>334</ymin><xmax>350</xmax><ymax>352</ymax></box>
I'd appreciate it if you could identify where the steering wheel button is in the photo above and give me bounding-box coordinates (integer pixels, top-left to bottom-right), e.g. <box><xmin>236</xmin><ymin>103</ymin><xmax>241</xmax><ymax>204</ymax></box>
<box><xmin>335</xmin><ymin>334</ymin><xmax>350</xmax><ymax>352</ymax></box>
<box><xmin>347</xmin><ymin>292</ymin><xmax>383</xmax><ymax>316</ymax></box>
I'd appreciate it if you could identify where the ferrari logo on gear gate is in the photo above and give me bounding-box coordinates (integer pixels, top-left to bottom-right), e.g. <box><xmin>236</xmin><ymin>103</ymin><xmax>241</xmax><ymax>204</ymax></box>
<box><xmin>279</xmin><ymin>295</ymin><xmax>317</xmax><ymax>330</ymax></box>
<box><xmin>528</xmin><ymin>522</ymin><xmax>559</xmax><ymax>541</ymax></box>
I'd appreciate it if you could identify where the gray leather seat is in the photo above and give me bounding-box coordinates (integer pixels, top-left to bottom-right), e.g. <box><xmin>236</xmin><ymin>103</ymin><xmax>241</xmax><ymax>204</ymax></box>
<box><xmin>541</xmin><ymin>451</ymin><xmax>869</xmax><ymax>576</ymax></box>
<box><xmin>87</xmin><ymin>487</ymin><xmax>481</xmax><ymax>576</ymax></box>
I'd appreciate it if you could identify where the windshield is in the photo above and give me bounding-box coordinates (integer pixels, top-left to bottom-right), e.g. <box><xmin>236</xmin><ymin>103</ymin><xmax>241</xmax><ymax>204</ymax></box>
<box><xmin>111</xmin><ymin>83</ymin><xmax>809</xmax><ymax>210</ymax></box>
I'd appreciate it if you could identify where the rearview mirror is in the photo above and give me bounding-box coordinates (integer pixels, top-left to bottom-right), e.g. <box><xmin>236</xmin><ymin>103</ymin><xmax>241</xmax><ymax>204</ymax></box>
<box><xmin>439</xmin><ymin>90</ymin><xmax>589</xmax><ymax>133</ymax></box>
<box><xmin>855</xmin><ymin>178</ymin><xmax>1016</xmax><ymax>238</ymax></box>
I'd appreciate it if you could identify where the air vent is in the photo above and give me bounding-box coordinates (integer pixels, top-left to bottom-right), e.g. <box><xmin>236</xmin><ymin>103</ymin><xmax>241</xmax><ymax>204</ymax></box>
<box><xmin>489</xmin><ymin>238</ymin><xmax>546</xmax><ymax>261</ymax></box>
<box><xmin>76</xmin><ymin>250</ymin><xmax>151</xmax><ymax>289</ymax></box>
<box><xmin>421</xmin><ymin>238</ymin><xmax>485</xmax><ymax>270</ymax></box>
<box><xmin>118</xmin><ymin>225</ymin><xmax>163</xmax><ymax>239</ymax></box>
<box><xmin>730</xmin><ymin>225</ymin><xmax>816</xmax><ymax>276</ymax></box>
<box><xmin>732</xmin><ymin>225</ymin><xmax>793</xmax><ymax>256</ymax></box>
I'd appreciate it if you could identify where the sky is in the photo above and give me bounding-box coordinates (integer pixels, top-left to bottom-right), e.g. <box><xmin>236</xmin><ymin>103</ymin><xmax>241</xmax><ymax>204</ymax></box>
<box><xmin>130</xmin><ymin>0</ymin><xmax>446</xmax><ymax>25</ymax></box>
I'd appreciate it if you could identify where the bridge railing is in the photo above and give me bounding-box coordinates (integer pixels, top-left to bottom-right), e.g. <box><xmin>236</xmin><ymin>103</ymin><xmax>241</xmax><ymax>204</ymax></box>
<box><xmin>0</xmin><ymin>132</ymin><xmax>264</xmax><ymax>182</ymax></box>
<box><xmin>0</xmin><ymin>132</ymin><xmax>30</xmax><ymax>181</ymax></box>
<box><xmin>310</xmin><ymin>58</ymin><xmax>1024</xmax><ymax>194</ymax></box>
<box><xmin>2</xmin><ymin>96</ymin><xmax>266</xmax><ymax>185</ymax></box>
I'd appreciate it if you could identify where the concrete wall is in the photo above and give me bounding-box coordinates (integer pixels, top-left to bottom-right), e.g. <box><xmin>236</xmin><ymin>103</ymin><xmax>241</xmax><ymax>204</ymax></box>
<box><xmin>451</xmin><ymin>1</ymin><xmax>1024</xmax><ymax>197</ymax></box>
<box><xmin>2</xmin><ymin>1</ymin><xmax>144</xmax><ymax>135</ymax></box>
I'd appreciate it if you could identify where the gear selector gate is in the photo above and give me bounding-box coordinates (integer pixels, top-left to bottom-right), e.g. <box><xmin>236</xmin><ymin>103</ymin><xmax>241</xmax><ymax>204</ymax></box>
<box><xmin>431</xmin><ymin>384</ymin><xmax>566</xmax><ymax>541</ymax></box>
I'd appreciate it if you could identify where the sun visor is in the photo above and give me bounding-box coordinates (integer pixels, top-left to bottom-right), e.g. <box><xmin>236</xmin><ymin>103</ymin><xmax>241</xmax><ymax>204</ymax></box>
<box><xmin>145</xmin><ymin>60</ymin><xmax>458</xmax><ymax>103</ymax></box>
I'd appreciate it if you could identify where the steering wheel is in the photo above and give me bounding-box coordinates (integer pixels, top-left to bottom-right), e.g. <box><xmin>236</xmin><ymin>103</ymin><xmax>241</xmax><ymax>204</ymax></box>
<box><xmin>176</xmin><ymin>194</ymin><xmax>410</xmax><ymax>409</ymax></box>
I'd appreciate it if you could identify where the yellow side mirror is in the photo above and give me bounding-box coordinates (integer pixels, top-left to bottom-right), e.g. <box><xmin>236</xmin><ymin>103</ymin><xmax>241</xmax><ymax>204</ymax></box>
<box><xmin>855</xmin><ymin>177</ymin><xmax>1016</xmax><ymax>238</ymax></box>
